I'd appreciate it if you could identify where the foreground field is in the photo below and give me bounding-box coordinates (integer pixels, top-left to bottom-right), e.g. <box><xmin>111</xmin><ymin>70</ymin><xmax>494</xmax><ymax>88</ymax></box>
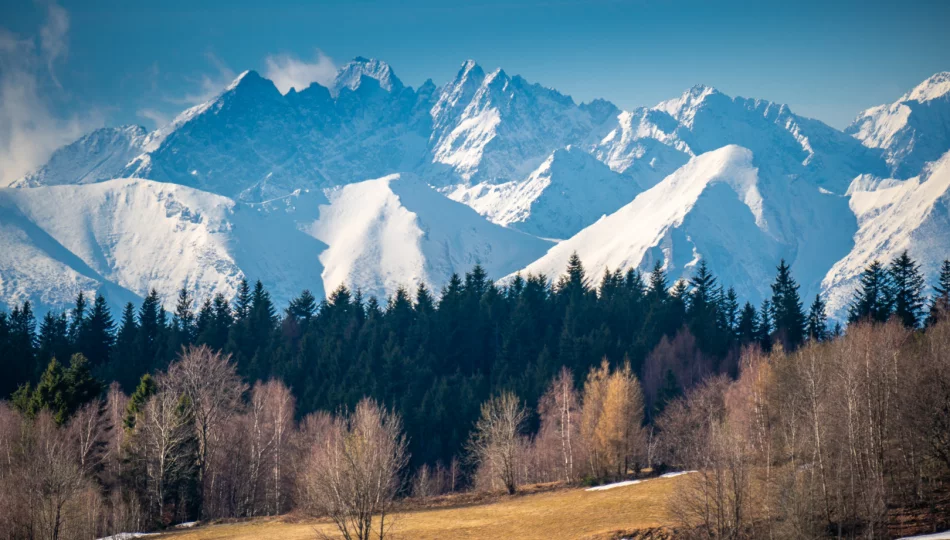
<box><xmin>161</xmin><ymin>475</ymin><xmax>682</xmax><ymax>540</ymax></box>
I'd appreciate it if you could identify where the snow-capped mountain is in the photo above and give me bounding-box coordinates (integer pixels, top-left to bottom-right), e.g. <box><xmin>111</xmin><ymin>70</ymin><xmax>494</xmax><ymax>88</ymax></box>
<box><xmin>0</xmin><ymin>173</ymin><xmax>551</xmax><ymax>312</ymax></box>
<box><xmin>307</xmin><ymin>173</ymin><xmax>552</xmax><ymax>297</ymax></box>
<box><xmin>4</xmin><ymin>60</ymin><xmax>950</xmax><ymax>318</ymax></box>
<box><xmin>513</xmin><ymin>146</ymin><xmax>783</xmax><ymax>299</ymax></box>
<box><xmin>7</xmin><ymin>125</ymin><xmax>147</xmax><ymax>188</ymax></box>
<box><xmin>822</xmin><ymin>150</ymin><xmax>950</xmax><ymax>316</ymax></box>
<box><xmin>428</xmin><ymin>60</ymin><xmax>617</xmax><ymax>186</ymax></box>
<box><xmin>0</xmin><ymin>179</ymin><xmax>326</xmax><ymax>313</ymax></box>
<box><xmin>445</xmin><ymin>145</ymin><xmax>641</xmax><ymax>240</ymax></box>
<box><xmin>847</xmin><ymin>72</ymin><xmax>950</xmax><ymax>178</ymax></box>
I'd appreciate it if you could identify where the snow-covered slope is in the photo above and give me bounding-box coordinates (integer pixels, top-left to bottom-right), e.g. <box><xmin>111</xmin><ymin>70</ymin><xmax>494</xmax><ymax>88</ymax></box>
<box><xmin>0</xmin><ymin>179</ymin><xmax>326</xmax><ymax>313</ymax></box>
<box><xmin>514</xmin><ymin>146</ymin><xmax>785</xmax><ymax>299</ymax></box>
<box><xmin>847</xmin><ymin>72</ymin><xmax>950</xmax><ymax>178</ymax></box>
<box><xmin>513</xmin><ymin>143</ymin><xmax>866</xmax><ymax>305</ymax></box>
<box><xmin>822</xmin><ymin>150</ymin><xmax>950</xmax><ymax>317</ymax></box>
<box><xmin>8</xmin><ymin>126</ymin><xmax>147</xmax><ymax>188</ymax></box>
<box><xmin>445</xmin><ymin>146</ymin><xmax>641</xmax><ymax>240</ymax></box>
<box><xmin>306</xmin><ymin>174</ymin><xmax>553</xmax><ymax>299</ymax></box>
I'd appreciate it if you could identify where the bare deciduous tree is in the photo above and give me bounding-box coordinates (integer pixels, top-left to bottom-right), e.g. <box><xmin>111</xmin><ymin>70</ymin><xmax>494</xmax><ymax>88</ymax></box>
<box><xmin>301</xmin><ymin>398</ymin><xmax>408</xmax><ymax>540</ymax></box>
<box><xmin>467</xmin><ymin>391</ymin><xmax>527</xmax><ymax>495</ymax></box>
<box><xmin>165</xmin><ymin>345</ymin><xmax>247</xmax><ymax>517</ymax></box>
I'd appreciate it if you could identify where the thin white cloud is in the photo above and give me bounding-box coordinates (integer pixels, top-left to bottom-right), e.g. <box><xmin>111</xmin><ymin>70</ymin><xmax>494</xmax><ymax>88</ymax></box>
<box><xmin>137</xmin><ymin>108</ymin><xmax>170</xmax><ymax>128</ymax></box>
<box><xmin>0</xmin><ymin>2</ymin><xmax>101</xmax><ymax>187</ymax></box>
<box><xmin>167</xmin><ymin>51</ymin><xmax>237</xmax><ymax>106</ymax></box>
<box><xmin>264</xmin><ymin>50</ymin><xmax>337</xmax><ymax>94</ymax></box>
<box><xmin>37</xmin><ymin>0</ymin><xmax>69</xmax><ymax>87</ymax></box>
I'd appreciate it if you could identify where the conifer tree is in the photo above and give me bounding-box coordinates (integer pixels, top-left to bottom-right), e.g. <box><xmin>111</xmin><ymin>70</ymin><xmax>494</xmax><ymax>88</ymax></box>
<box><xmin>287</xmin><ymin>289</ymin><xmax>318</xmax><ymax>321</ymax></box>
<box><xmin>770</xmin><ymin>260</ymin><xmax>806</xmax><ymax>350</ymax></box>
<box><xmin>806</xmin><ymin>294</ymin><xmax>828</xmax><ymax>342</ymax></box>
<box><xmin>112</xmin><ymin>302</ymin><xmax>139</xmax><ymax>390</ymax></box>
<box><xmin>926</xmin><ymin>259</ymin><xmax>950</xmax><ymax>325</ymax></box>
<box><xmin>136</xmin><ymin>289</ymin><xmax>165</xmax><ymax>372</ymax></box>
<box><xmin>647</xmin><ymin>260</ymin><xmax>669</xmax><ymax>302</ymax></box>
<box><xmin>124</xmin><ymin>373</ymin><xmax>157</xmax><ymax>430</ymax></box>
<box><xmin>81</xmin><ymin>294</ymin><xmax>115</xmax><ymax>368</ymax></box>
<box><xmin>758</xmin><ymin>299</ymin><xmax>773</xmax><ymax>351</ymax></box>
<box><xmin>889</xmin><ymin>251</ymin><xmax>926</xmax><ymax>329</ymax></box>
<box><xmin>172</xmin><ymin>287</ymin><xmax>196</xmax><ymax>349</ymax></box>
<box><xmin>37</xmin><ymin>311</ymin><xmax>70</xmax><ymax>367</ymax></box>
<box><xmin>737</xmin><ymin>301</ymin><xmax>759</xmax><ymax>346</ymax></box>
<box><xmin>848</xmin><ymin>260</ymin><xmax>893</xmax><ymax>324</ymax></box>
<box><xmin>69</xmin><ymin>291</ymin><xmax>87</xmax><ymax>346</ymax></box>
<box><xmin>8</xmin><ymin>302</ymin><xmax>37</xmax><ymax>390</ymax></box>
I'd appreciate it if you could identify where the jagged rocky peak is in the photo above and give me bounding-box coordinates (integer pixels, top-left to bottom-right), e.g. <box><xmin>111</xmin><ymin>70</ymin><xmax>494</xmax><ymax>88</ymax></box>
<box><xmin>332</xmin><ymin>57</ymin><xmax>405</xmax><ymax>96</ymax></box>
<box><xmin>903</xmin><ymin>71</ymin><xmax>950</xmax><ymax>103</ymax></box>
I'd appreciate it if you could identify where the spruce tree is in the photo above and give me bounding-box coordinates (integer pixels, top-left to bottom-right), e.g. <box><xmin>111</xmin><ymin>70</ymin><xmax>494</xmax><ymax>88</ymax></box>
<box><xmin>758</xmin><ymin>299</ymin><xmax>773</xmax><ymax>351</ymax></box>
<box><xmin>81</xmin><ymin>294</ymin><xmax>115</xmax><ymax>368</ymax></box>
<box><xmin>806</xmin><ymin>294</ymin><xmax>828</xmax><ymax>342</ymax></box>
<box><xmin>233</xmin><ymin>278</ymin><xmax>251</xmax><ymax>322</ymax></box>
<box><xmin>124</xmin><ymin>373</ymin><xmax>157</xmax><ymax>430</ymax></box>
<box><xmin>848</xmin><ymin>260</ymin><xmax>893</xmax><ymax>324</ymax></box>
<box><xmin>9</xmin><ymin>302</ymin><xmax>37</xmax><ymax>389</ymax></box>
<box><xmin>68</xmin><ymin>291</ymin><xmax>87</xmax><ymax>346</ymax></box>
<box><xmin>925</xmin><ymin>259</ymin><xmax>950</xmax><ymax>326</ymax></box>
<box><xmin>172</xmin><ymin>287</ymin><xmax>196</xmax><ymax>349</ymax></box>
<box><xmin>737</xmin><ymin>301</ymin><xmax>759</xmax><ymax>346</ymax></box>
<box><xmin>889</xmin><ymin>251</ymin><xmax>926</xmax><ymax>329</ymax></box>
<box><xmin>770</xmin><ymin>260</ymin><xmax>806</xmax><ymax>350</ymax></box>
<box><xmin>287</xmin><ymin>289</ymin><xmax>318</xmax><ymax>321</ymax></box>
<box><xmin>112</xmin><ymin>302</ymin><xmax>138</xmax><ymax>390</ymax></box>
<box><xmin>136</xmin><ymin>289</ymin><xmax>164</xmax><ymax>372</ymax></box>
<box><xmin>37</xmin><ymin>311</ymin><xmax>70</xmax><ymax>367</ymax></box>
<box><xmin>647</xmin><ymin>260</ymin><xmax>669</xmax><ymax>302</ymax></box>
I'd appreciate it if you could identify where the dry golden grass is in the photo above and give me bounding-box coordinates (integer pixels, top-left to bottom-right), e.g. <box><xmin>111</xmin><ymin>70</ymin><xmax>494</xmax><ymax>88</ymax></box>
<box><xmin>160</xmin><ymin>476</ymin><xmax>682</xmax><ymax>540</ymax></box>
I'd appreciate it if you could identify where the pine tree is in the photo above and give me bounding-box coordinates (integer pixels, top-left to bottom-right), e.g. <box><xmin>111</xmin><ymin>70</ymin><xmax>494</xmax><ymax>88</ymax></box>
<box><xmin>758</xmin><ymin>299</ymin><xmax>773</xmax><ymax>351</ymax></box>
<box><xmin>81</xmin><ymin>294</ymin><xmax>115</xmax><ymax>368</ymax></box>
<box><xmin>233</xmin><ymin>278</ymin><xmax>252</xmax><ymax>322</ymax></box>
<box><xmin>737</xmin><ymin>302</ymin><xmax>759</xmax><ymax>346</ymax></box>
<box><xmin>112</xmin><ymin>302</ymin><xmax>139</xmax><ymax>390</ymax></box>
<box><xmin>287</xmin><ymin>289</ymin><xmax>318</xmax><ymax>321</ymax></box>
<box><xmin>69</xmin><ymin>291</ymin><xmax>87</xmax><ymax>346</ymax></box>
<box><xmin>771</xmin><ymin>260</ymin><xmax>806</xmax><ymax>351</ymax></box>
<box><xmin>889</xmin><ymin>251</ymin><xmax>926</xmax><ymax>329</ymax></box>
<box><xmin>13</xmin><ymin>353</ymin><xmax>101</xmax><ymax>424</ymax></box>
<box><xmin>124</xmin><ymin>373</ymin><xmax>157</xmax><ymax>430</ymax></box>
<box><xmin>926</xmin><ymin>259</ymin><xmax>950</xmax><ymax>325</ymax></box>
<box><xmin>848</xmin><ymin>260</ymin><xmax>893</xmax><ymax>324</ymax></box>
<box><xmin>556</xmin><ymin>252</ymin><xmax>588</xmax><ymax>300</ymax></box>
<box><xmin>722</xmin><ymin>287</ymin><xmax>740</xmax><ymax>335</ymax></box>
<box><xmin>136</xmin><ymin>289</ymin><xmax>165</xmax><ymax>372</ymax></box>
<box><xmin>806</xmin><ymin>294</ymin><xmax>828</xmax><ymax>342</ymax></box>
<box><xmin>172</xmin><ymin>287</ymin><xmax>196</xmax><ymax>349</ymax></box>
<box><xmin>9</xmin><ymin>302</ymin><xmax>37</xmax><ymax>390</ymax></box>
<box><xmin>647</xmin><ymin>260</ymin><xmax>669</xmax><ymax>302</ymax></box>
<box><xmin>37</xmin><ymin>311</ymin><xmax>70</xmax><ymax>366</ymax></box>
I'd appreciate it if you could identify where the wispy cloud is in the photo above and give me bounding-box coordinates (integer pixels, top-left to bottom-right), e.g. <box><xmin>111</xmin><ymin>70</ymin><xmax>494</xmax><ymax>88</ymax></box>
<box><xmin>166</xmin><ymin>51</ymin><xmax>237</xmax><ymax>106</ymax></box>
<box><xmin>0</xmin><ymin>0</ymin><xmax>101</xmax><ymax>186</ymax></box>
<box><xmin>37</xmin><ymin>0</ymin><xmax>68</xmax><ymax>87</ymax></box>
<box><xmin>137</xmin><ymin>108</ymin><xmax>170</xmax><ymax>128</ymax></box>
<box><xmin>264</xmin><ymin>50</ymin><xmax>338</xmax><ymax>94</ymax></box>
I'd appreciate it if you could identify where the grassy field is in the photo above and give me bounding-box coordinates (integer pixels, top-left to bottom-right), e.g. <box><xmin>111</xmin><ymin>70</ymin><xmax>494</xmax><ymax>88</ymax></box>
<box><xmin>160</xmin><ymin>475</ymin><xmax>682</xmax><ymax>540</ymax></box>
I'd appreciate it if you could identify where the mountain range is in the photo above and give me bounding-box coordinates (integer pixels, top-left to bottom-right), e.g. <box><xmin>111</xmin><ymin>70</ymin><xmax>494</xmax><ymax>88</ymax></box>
<box><xmin>2</xmin><ymin>57</ymin><xmax>950</xmax><ymax>319</ymax></box>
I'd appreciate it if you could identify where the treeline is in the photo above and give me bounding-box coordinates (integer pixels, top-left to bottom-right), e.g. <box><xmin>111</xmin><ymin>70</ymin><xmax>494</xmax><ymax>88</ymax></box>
<box><xmin>0</xmin><ymin>253</ymin><xmax>949</xmax><ymax>538</ymax></box>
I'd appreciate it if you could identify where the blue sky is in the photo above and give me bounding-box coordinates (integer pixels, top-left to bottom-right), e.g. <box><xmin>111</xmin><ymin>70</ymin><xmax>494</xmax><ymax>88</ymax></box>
<box><xmin>2</xmin><ymin>0</ymin><xmax>949</xmax><ymax>183</ymax></box>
